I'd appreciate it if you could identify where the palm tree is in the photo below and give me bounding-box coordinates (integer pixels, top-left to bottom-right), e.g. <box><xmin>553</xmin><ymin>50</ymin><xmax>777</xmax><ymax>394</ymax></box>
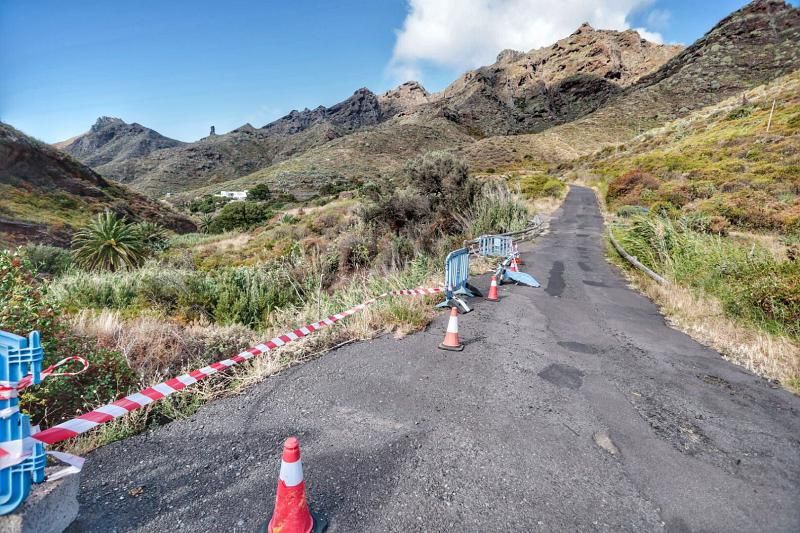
<box><xmin>71</xmin><ymin>211</ymin><xmax>146</xmax><ymax>271</ymax></box>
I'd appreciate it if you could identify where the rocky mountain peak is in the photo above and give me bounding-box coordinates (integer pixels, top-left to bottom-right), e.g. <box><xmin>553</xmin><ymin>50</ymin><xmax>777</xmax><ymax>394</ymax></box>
<box><xmin>496</xmin><ymin>49</ymin><xmax>524</xmax><ymax>64</ymax></box>
<box><xmin>572</xmin><ymin>22</ymin><xmax>594</xmax><ymax>35</ymax></box>
<box><xmin>379</xmin><ymin>81</ymin><xmax>430</xmax><ymax>115</ymax></box>
<box><xmin>91</xmin><ymin>116</ymin><xmax>125</xmax><ymax>131</ymax></box>
<box><xmin>57</xmin><ymin>117</ymin><xmax>184</xmax><ymax>168</ymax></box>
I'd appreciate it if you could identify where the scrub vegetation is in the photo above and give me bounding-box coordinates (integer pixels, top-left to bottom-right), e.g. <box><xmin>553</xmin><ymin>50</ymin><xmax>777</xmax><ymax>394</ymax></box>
<box><xmin>9</xmin><ymin>152</ymin><xmax>539</xmax><ymax>451</ymax></box>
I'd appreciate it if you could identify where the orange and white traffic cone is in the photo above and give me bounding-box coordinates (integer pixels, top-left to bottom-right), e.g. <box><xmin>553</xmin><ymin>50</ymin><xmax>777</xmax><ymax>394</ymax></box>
<box><xmin>510</xmin><ymin>256</ymin><xmax>519</xmax><ymax>272</ymax></box>
<box><xmin>486</xmin><ymin>275</ymin><xmax>500</xmax><ymax>302</ymax></box>
<box><xmin>266</xmin><ymin>437</ymin><xmax>325</xmax><ymax>533</ymax></box>
<box><xmin>514</xmin><ymin>244</ymin><xmax>525</xmax><ymax>265</ymax></box>
<box><xmin>438</xmin><ymin>307</ymin><xmax>464</xmax><ymax>351</ymax></box>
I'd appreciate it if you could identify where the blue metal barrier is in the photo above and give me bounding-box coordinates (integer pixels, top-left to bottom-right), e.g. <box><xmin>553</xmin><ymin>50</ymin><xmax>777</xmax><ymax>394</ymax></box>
<box><xmin>1</xmin><ymin>330</ymin><xmax>46</xmax><ymax>516</ymax></box>
<box><xmin>438</xmin><ymin>247</ymin><xmax>482</xmax><ymax>309</ymax></box>
<box><xmin>478</xmin><ymin>235</ymin><xmax>513</xmax><ymax>258</ymax></box>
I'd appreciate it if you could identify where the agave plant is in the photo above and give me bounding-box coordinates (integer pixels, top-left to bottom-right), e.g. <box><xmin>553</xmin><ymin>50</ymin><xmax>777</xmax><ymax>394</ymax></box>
<box><xmin>71</xmin><ymin>211</ymin><xmax>146</xmax><ymax>271</ymax></box>
<box><xmin>197</xmin><ymin>213</ymin><xmax>213</xmax><ymax>234</ymax></box>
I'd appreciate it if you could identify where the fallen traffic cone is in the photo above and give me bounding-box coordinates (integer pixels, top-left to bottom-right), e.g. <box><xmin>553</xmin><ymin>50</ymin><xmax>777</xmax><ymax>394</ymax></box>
<box><xmin>265</xmin><ymin>437</ymin><xmax>326</xmax><ymax>533</ymax></box>
<box><xmin>439</xmin><ymin>306</ymin><xmax>464</xmax><ymax>351</ymax></box>
<box><xmin>486</xmin><ymin>275</ymin><xmax>500</xmax><ymax>302</ymax></box>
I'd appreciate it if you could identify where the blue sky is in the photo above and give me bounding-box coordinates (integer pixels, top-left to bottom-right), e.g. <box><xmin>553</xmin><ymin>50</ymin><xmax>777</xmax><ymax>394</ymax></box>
<box><xmin>1</xmin><ymin>0</ymin><xmax>791</xmax><ymax>143</ymax></box>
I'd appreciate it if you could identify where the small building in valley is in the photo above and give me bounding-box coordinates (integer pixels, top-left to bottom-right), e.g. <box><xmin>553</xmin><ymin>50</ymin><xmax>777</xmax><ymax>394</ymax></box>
<box><xmin>216</xmin><ymin>190</ymin><xmax>248</xmax><ymax>200</ymax></box>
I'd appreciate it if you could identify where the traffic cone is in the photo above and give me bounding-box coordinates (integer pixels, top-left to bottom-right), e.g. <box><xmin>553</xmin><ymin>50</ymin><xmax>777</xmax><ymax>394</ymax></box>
<box><xmin>514</xmin><ymin>245</ymin><xmax>525</xmax><ymax>265</ymax></box>
<box><xmin>486</xmin><ymin>275</ymin><xmax>500</xmax><ymax>302</ymax></box>
<box><xmin>510</xmin><ymin>256</ymin><xmax>519</xmax><ymax>272</ymax></box>
<box><xmin>439</xmin><ymin>307</ymin><xmax>464</xmax><ymax>351</ymax></box>
<box><xmin>265</xmin><ymin>437</ymin><xmax>326</xmax><ymax>533</ymax></box>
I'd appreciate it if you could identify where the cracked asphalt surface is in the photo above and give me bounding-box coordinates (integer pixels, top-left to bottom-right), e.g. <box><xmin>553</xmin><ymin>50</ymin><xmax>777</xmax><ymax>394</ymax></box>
<box><xmin>70</xmin><ymin>186</ymin><xmax>800</xmax><ymax>532</ymax></box>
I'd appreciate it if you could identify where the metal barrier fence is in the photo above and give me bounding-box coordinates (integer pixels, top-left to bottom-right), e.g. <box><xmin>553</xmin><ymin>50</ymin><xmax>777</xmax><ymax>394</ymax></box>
<box><xmin>477</xmin><ymin>235</ymin><xmax>513</xmax><ymax>258</ymax></box>
<box><xmin>464</xmin><ymin>216</ymin><xmax>543</xmax><ymax>255</ymax></box>
<box><xmin>1</xmin><ymin>330</ymin><xmax>46</xmax><ymax>515</ymax></box>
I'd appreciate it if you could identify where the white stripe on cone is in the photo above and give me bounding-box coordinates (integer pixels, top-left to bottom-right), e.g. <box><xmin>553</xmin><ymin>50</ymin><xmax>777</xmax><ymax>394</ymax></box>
<box><xmin>446</xmin><ymin>314</ymin><xmax>459</xmax><ymax>333</ymax></box>
<box><xmin>279</xmin><ymin>459</ymin><xmax>304</xmax><ymax>487</ymax></box>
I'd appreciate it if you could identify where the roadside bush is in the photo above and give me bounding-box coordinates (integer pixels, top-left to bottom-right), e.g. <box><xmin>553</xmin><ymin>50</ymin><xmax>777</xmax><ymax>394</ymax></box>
<box><xmin>51</xmin><ymin>261</ymin><xmax>305</xmax><ymax>329</ymax></box>
<box><xmin>519</xmin><ymin>175</ymin><xmax>565</xmax><ymax>199</ymax></box>
<box><xmin>468</xmin><ymin>182</ymin><xmax>529</xmax><ymax>235</ymax></box>
<box><xmin>616</xmin><ymin>205</ymin><xmax>649</xmax><ymax>218</ymax></box>
<box><xmin>0</xmin><ymin>250</ymin><xmax>136</xmax><ymax>427</ymax></box>
<box><xmin>606</xmin><ymin>169</ymin><xmax>660</xmax><ymax>206</ymax></box>
<box><xmin>618</xmin><ymin>216</ymin><xmax>800</xmax><ymax>339</ymax></box>
<box><xmin>23</xmin><ymin>244</ymin><xmax>72</xmax><ymax>276</ymax></box>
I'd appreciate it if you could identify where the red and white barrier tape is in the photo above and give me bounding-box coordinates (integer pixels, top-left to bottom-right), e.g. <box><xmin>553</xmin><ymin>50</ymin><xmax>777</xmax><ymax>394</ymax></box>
<box><xmin>0</xmin><ymin>286</ymin><xmax>442</xmax><ymax>463</ymax></box>
<box><xmin>0</xmin><ymin>356</ymin><xmax>90</xmax><ymax>401</ymax></box>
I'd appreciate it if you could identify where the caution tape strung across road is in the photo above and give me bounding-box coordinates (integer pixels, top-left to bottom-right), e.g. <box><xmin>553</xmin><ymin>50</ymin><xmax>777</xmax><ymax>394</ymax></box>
<box><xmin>0</xmin><ymin>286</ymin><xmax>442</xmax><ymax>465</ymax></box>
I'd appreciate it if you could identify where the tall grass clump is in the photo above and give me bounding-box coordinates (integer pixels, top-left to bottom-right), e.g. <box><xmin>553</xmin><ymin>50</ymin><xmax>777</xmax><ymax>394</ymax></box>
<box><xmin>617</xmin><ymin>215</ymin><xmax>800</xmax><ymax>339</ymax></box>
<box><xmin>51</xmin><ymin>259</ymin><xmax>304</xmax><ymax>328</ymax></box>
<box><xmin>467</xmin><ymin>182</ymin><xmax>530</xmax><ymax>236</ymax></box>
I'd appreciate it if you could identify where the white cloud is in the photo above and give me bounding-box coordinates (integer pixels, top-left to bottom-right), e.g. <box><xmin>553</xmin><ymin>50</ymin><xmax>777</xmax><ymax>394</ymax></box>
<box><xmin>646</xmin><ymin>8</ymin><xmax>671</xmax><ymax>30</ymax></box>
<box><xmin>633</xmin><ymin>27</ymin><xmax>664</xmax><ymax>44</ymax></box>
<box><xmin>388</xmin><ymin>0</ymin><xmax>664</xmax><ymax>82</ymax></box>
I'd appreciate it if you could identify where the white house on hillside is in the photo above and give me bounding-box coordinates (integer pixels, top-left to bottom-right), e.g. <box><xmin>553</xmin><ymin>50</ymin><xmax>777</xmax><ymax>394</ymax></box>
<box><xmin>216</xmin><ymin>190</ymin><xmax>248</xmax><ymax>200</ymax></box>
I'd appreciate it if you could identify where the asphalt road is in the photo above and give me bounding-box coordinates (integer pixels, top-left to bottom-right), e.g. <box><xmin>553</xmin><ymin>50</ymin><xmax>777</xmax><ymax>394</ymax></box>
<box><xmin>70</xmin><ymin>186</ymin><xmax>800</xmax><ymax>532</ymax></box>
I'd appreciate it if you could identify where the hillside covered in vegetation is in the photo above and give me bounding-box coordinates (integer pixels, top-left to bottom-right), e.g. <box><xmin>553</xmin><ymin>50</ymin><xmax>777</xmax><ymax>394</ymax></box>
<box><xmin>0</xmin><ymin>123</ymin><xmax>195</xmax><ymax>247</ymax></box>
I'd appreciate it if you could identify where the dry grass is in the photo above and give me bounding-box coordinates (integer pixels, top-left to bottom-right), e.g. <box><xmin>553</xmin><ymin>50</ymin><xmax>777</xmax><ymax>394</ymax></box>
<box><xmin>614</xmin><ymin>256</ymin><xmax>800</xmax><ymax>394</ymax></box>
<box><xmin>728</xmin><ymin>231</ymin><xmax>791</xmax><ymax>262</ymax></box>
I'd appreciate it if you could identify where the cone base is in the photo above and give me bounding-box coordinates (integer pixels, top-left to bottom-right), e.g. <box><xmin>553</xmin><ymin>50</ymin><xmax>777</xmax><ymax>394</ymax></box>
<box><xmin>438</xmin><ymin>342</ymin><xmax>464</xmax><ymax>351</ymax></box>
<box><xmin>261</xmin><ymin>511</ymin><xmax>327</xmax><ymax>533</ymax></box>
<box><xmin>486</xmin><ymin>296</ymin><xmax>499</xmax><ymax>302</ymax></box>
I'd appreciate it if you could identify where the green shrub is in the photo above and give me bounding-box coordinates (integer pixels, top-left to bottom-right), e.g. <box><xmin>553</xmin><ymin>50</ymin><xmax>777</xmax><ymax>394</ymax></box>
<box><xmin>0</xmin><ymin>250</ymin><xmax>136</xmax><ymax>427</ymax></box>
<box><xmin>189</xmin><ymin>194</ymin><xmax>230</xmax><ymax>214</ymax></box>
<box><xmin>133</xmin><ymin>221</ymin><xmax>169</xmax><ymax>254</ymax></box>
<box><xmin>51</xmin><ymin>261</ymin><xmax>304</xmax><ymax>329</ymax></box>
<box><xmin>519</xmin><ymin>175</ymin><xmax>565</xmax><ymax>199</ymax></box>
<box><xmin>247</xmin><ymin>183</ymin><xmax>271</xmax><ymax>201</ymax></box>
<box><xmin>616</xmin><ymin>205</ymin><xmax>649</xmax><ymax>218</ymax></box>
<box><xmin>209</xmin><ymin>201</ymin><xmax>272</xmax><ymax>233</ymax></box>
<box><xmin>23</xmin><ymin>244</ymin><xmax>72</xmax><ymax>275</ymax></box>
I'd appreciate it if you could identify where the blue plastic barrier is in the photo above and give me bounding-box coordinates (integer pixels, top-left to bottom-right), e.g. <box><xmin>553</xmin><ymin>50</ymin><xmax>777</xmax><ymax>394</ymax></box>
<box><xmin>1</xmin><ymin>330</ymin><xmax>46</xmax><ymax>516</ymax></box>
<box><xmin>478</xmin><ymin>235</ymin><xmax>513</xmax><ymax>258</ymax></box>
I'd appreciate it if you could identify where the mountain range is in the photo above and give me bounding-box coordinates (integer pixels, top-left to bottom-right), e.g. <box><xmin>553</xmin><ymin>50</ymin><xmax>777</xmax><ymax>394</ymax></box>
<box><xmin>2</xmin><ymin>0</ymin><xmax>796</xmax><ymax>228</ymax></box>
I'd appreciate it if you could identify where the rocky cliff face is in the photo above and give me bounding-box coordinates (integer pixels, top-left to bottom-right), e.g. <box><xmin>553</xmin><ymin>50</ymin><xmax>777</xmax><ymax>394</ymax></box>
<box><xmin>461</xmin><ymin>0</ymin><xmax>800</xmax><ymax>169</ymax></box>
<box><xmin>56</xmin><ymin>116</ymin><xmax>185</xmax><ymax>168</ymax></box>
<box><xmin>425</xmin><ymin>24</ymin><xmax>682</xmax><ymax>136</ymax></box>
<box><xmin>0</xmin><ymin>122</ymin><xmax>194</xmax><ymax>246</ymax></box>
<box><xmin>378</xmin><ymin>81</ymin><xmax>430</xmax><ymax>116</ymax></box>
